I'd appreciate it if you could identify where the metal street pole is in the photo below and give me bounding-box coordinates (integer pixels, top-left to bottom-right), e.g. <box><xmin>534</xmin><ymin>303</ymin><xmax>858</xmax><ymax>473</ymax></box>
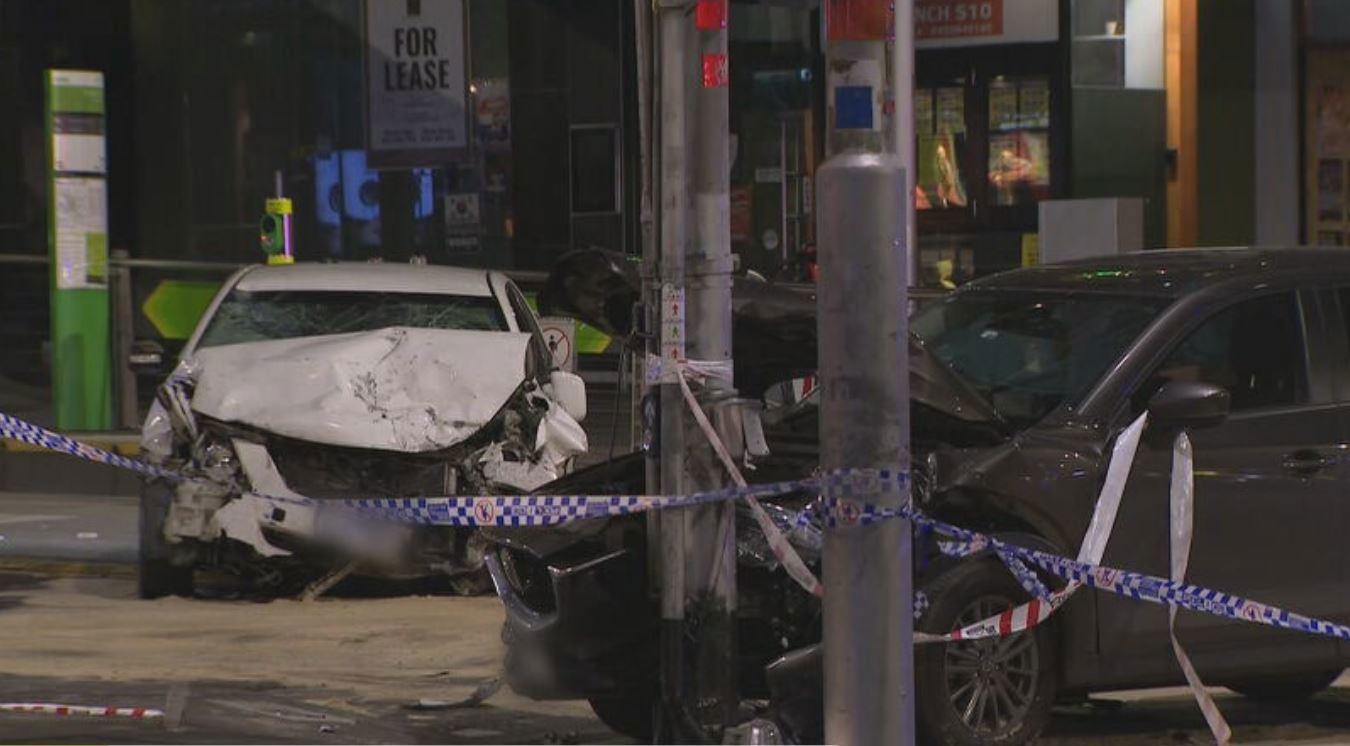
<box><xmin>894</xmin><ymin>0</ymin><xmax>917</xmax><ymax>286</ymax></box>
<box><xmin>818</xmin><ymin>1</ymin><xmax>915</xmax><ymax>744</ymax></box>
<box><xmin>654</xmin><ymin>0</ymin><xmax>692</xmax><ymax>739</ymax></box>
<box><xmin>684</xmin><ymin>0</ymin><xmax>737</xmax><ymax>731</ymax></box>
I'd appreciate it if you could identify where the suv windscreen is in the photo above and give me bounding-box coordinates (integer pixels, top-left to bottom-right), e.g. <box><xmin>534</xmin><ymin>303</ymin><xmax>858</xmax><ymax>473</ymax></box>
<box><xmin>196</xmin><ymin>290</ymin><xmax>511</xmax><ymax>349</ymax></box>
<box><xmin>912</xmin><ymin>290</ymin><xmax>1169</xmax><ymax>424</ymax></box>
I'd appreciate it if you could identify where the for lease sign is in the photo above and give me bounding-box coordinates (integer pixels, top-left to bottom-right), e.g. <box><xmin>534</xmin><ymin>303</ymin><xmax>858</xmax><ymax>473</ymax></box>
<box><xmin>364</xmin><ymin>0</ymin><xmax>467</xmax><ymax>167</ymax></box>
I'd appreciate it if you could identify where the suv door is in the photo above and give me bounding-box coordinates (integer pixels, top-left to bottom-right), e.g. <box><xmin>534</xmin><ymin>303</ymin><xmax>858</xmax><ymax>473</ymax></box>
<box><xmin>1095</xmin><ymin>288</ymin><xmax>1348</xmax><ymax>684</ymax></box>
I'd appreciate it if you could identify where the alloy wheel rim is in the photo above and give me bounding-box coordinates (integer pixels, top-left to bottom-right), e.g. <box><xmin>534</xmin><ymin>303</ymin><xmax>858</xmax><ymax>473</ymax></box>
<box><xmin>943</xmin><ymin>594</ymin><xmax>1039</xmax><ymax>737</ymax></box>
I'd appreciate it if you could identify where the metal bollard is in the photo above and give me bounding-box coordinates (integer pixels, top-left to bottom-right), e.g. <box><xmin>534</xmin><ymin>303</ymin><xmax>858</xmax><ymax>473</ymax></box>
<box><xmin>816</xmin><ymin>151</ymin><xmax>914</xmax><ymax>746</ymax></box>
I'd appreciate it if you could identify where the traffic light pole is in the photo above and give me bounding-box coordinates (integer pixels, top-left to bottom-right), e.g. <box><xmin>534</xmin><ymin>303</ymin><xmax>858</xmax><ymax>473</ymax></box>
<box><xmin>654</xmin><ymin>0</ymin><xmax>692</xmax><ymax>739</ymax></box>
<box><xmin>684</xmin><ymin>0</ymin><xmax>738</xmax><ymax>731</ymax></box>
<box><xmin>818</xmin><ymin>2</ymin><xmax>915</xmax><ymax>744</ymax></box>
<box><xmin>653</xmin><ymin>1</ymin><xmax>737</xmax><ymax>739</ymax></box>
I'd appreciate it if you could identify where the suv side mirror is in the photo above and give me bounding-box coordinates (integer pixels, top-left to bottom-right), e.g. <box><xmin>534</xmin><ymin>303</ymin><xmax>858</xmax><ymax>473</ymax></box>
<box><xmin>1147</xmin><ymin>380</ymin><xmax>1230</xmax><ymax>430</ymax></box>
<box><xmin>548</xmin><ymin>370</ymin><xmax>587</xmax><ymax>422</ymax></box>
<box><xmin>128</xmin><ymin>339</ymin><xmax>167</xmax><ymax>379</ymax></box>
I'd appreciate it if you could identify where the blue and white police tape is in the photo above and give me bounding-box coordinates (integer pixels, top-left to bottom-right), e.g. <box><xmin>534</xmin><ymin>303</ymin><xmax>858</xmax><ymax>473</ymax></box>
<box><xmin>0</xmin><ymin>412</ymin><xmax>179</xmax><ymax>482</ymax></box>
<box><xmin>821</xmin><ymin>497</ymin><xmax>1350</xmax><ymax>642</ymax></box>
<box><xmin>5</xmin><ymin>408</ymin><xmax>1349</xmax><ymax>644</ymax></box>
<box><xmin>351</xmin><ymin>468</ymin><xmax>906</xmax><ymax>528</ymax></box>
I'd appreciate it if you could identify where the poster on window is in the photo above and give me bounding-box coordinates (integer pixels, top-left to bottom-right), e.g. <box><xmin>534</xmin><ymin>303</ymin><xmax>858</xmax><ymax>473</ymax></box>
<box><xmin>988</xmin><ymin>131</ymin><xmax>1050</xmax><ymax>206</ymax></box>
<box><xmin>1307</xmin><ymin>51</ymin><xmax>1350</xmax><ymax>241</ymax></box>
<box><xmin>917</xmin><ymin>133</ymin><xmax>967</xmax><ymax>210</ymax></box>
<box><xmin>989</xmin><ymin>82</ymin><xmax>1019</xmax><ymax>131</ymax></box>
<box><xmin>936</xmin><ymin>87</ymin><xmax>965</xmax><ymax>134</ymax></box>
<box><xmin>1018</xmin><ymin>79</ymin><xmax>1051</xmax><ymax>129</ymax></box>
<box><xmin>916</xmin><ymin>89</ymin><xmax>935</xmax><ymax>136</ymax></box>
<box><xmin>475</xmin><ymin>77</ymin><xmax>510</xmax><ymax>152</ymax></box>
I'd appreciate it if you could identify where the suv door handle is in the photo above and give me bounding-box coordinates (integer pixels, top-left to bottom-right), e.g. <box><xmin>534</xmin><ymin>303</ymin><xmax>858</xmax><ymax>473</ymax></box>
<box><xmin>1282</xmin><ymin>450</ymin><xmax>1328</xmax><ymax>476</ymax></box>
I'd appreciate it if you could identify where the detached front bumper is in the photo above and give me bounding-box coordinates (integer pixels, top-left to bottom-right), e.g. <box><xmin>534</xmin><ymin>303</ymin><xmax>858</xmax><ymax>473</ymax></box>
<box><xmin>486</xmin><ymin>543</ymin><xmax>656</xmax><ymax>700</ymax></box>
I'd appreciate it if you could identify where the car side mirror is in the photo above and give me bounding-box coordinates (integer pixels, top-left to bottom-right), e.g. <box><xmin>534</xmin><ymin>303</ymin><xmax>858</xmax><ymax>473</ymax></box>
<box><xmin>549</xmin><ymin>370</ymin><xmax>587</xmax><ymax>422</ymax></box>
<box><xmin>128</xmin><ymin>339</ymin><xmax>166</xmax><ymax>379</ymax></box>
<box><xmin>1147</xmin><ymin>380</ymin><xmax>1230</xmax><ymax>431</ymax></box>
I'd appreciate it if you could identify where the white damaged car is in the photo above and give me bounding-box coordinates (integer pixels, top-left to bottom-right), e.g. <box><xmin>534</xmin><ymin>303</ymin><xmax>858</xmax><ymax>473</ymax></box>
<box><xmin>136</xmin><ymin>263</ymin><xmax>588</xmax><ymax>598</ymax></box>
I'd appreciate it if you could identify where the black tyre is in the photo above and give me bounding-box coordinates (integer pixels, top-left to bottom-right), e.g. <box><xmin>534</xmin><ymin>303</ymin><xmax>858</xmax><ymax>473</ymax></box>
<box><xmin>138</xmin><ymin>557</ymin><xmax>194</xmax><ymax>599</ymax></box>
<box><xmin>138</xmin><ymin>481</ymin><xmax>195</xmax><ymax>599</ymax></box>
<box><xmin>1229</xmin><ymin>670</ymin><xmax>1342</xmax><ymax>702</ymax></box>
<box><xmin>588</xmin><ymin>696</ymin><xmax>655</xmax><ymax>742</ymax></box>
<box><xmin>915</xmin><ymin>559</ymin><xmax>1059</xmax><ymax>746</ymax></box>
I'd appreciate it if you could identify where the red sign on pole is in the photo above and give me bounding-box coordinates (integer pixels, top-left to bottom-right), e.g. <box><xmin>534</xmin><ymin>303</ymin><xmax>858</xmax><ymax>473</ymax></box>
<box><xmin>826</xmin><ymin>0</ymin><xmax>893</xmax><ymax>41</ymax></box>
<box><xmin>915</xmin><ymin>0</ymin><xmax>1004</xmax><ymax>40</ymax></box>
<box><xmin>702</xmin><ymin>53</ymin><xmax>728</xmax><ymax>88</ymax></box>
<box><xmin>695</xmin><ymin>0</ymin><xmax>727</xmax><ymax>30</ymax></box>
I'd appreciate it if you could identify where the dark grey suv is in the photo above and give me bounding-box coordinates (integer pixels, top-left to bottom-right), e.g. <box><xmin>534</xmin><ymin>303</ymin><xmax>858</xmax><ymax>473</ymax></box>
<box><xmin>486</xmin><ymin>249</ymin><xmax>1350</xmax><ymax>745</ymax></box>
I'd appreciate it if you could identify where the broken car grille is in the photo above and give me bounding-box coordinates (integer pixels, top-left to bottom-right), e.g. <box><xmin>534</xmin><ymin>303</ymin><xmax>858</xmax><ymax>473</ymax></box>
<box><xmin>265</xmin><ymin>436</ymin><xmax>458</xmax><ymax>500</ymax></box>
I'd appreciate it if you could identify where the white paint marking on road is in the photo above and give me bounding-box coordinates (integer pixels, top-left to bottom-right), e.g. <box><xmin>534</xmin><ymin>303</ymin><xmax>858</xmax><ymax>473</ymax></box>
<box><xmin>0</xmin><ymin>514</ymin><xmax>73</xmax><ymax>526</ymax></box>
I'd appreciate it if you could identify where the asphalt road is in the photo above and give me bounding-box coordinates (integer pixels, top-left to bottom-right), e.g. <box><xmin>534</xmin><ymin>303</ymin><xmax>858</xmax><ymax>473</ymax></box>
<box><xmin>0</xmin><ymin>491</ymin><xmax>136</xmax><ymax>563</ymax></box>
<box><xmin>2</xmin><ymin>490</ymin><xmax>1350</xmax><ymax>744</ymax></box>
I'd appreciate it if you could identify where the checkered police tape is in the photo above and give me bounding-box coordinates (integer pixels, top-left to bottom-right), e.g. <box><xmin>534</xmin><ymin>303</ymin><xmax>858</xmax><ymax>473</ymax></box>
<box><xmin>340</xmin><ymin>470</ymin><xmax>909</xmax><ymax>529</ymax></box>
<box><xmin>0</xmin><ymin>413</ymin><xmax>179</xmax><ymax>481</ymax></box>
<box><xmin>821</xmin><ymin>498</ymin><xmax>1350</xmax><ymax>643</ymax></box>
<box><xmin>5</xmin><ymin>408</ymin><xmax>1348</xmax><ymax>644</ymax></box>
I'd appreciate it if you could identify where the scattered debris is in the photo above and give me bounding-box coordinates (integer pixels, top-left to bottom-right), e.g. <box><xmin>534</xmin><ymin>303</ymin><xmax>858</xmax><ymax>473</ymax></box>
<box><xmin>163</xmin><ymin>683</ymin><xmax>189</xmax><ymax>731</ymax></box>
<box><xmin>318</xmin><ymin>724</ymin><xmax>336</xmax><ymax>734</ymax></box>
<box><xmin>408</xmin><ymin>699</ymin><xmax>452</xmax><ymax>711</ymax></box>
<box><xmin>270</xmin><ymin>708</ymin><xmax>356</xmax><ymax>726</ymax></box>
<box><xmin>300</xmin><ymin>561</ymin><xmax>359</xmax><ymax>602</ymax></box>
<box><xmin>404</xmin><ymin>676</ymin><xmax>502</xmax><ymax>711</ymax></box>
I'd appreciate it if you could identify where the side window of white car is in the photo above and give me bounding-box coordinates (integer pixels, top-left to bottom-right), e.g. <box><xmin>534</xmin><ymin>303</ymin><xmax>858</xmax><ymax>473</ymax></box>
<box><xmin>506</xmin><ymin>283</ymin><xmax>554</xmax><ymax>379</ymax></box>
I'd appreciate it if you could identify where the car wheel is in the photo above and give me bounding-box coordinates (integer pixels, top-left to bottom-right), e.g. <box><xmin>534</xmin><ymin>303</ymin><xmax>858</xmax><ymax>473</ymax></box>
<box><xmin>915</xmin><ymin>559</ymin><xmax>1059</xmax><ymax>746</ymax></box>
<box><xmin>1229</xmin><ymin>670</ymin><xmax>1343</xmax><ymax>702</ymax></box>
<box><xmin>138</xmin><ymin>557</ymin><xmax>194</xmax><ymax>599</ymax></box>
<box><xmin>138</xmin><ymin>481</ymin><xmax>195</xmax><ymax>599</ymax></box>
<box><xmin>588</xmin><ymin>696</ymin><xmax>655</xmax><ymax>741</ymax></box>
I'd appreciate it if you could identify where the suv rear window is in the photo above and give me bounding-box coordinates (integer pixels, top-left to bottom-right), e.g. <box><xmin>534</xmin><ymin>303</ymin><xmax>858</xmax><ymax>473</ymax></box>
<box><xmin>197</xmin><ymin>290</ymin><xmax>510</xmax><ymax>348</ymax></box>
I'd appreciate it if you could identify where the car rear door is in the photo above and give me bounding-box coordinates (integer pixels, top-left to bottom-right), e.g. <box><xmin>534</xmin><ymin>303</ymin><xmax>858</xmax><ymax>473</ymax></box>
<box><xmin>1096</xmin><ymin>287</ymin><xmax>1348</xmax><ymax>682</ymax></box>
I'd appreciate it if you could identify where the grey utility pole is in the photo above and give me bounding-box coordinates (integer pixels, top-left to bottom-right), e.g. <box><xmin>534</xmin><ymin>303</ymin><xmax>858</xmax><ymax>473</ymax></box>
<box><xmin>818</xmin><ymin>1</ymin><xmax>915</xmax><ymax>745</ymax></box>
<box><xmin>654</xmin><ymin>0</ymin><xmax>691</xmax><ymax>739</ymax></box>
<box><xmin>684</xmin><ymin>0</ymin><xmax>737</xmax><ymax>732</ymax></box>
<box><xmin>653</xmin><ymin>0</ymin><xmax>738</xmax><ymax>738</ymax></box>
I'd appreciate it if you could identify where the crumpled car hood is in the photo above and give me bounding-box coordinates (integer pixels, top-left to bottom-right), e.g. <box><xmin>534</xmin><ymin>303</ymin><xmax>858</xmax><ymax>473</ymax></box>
<box><xmin>189</xmin><ymin>326</ymin><xmax>532</xmax><ymax>453</ymax></box>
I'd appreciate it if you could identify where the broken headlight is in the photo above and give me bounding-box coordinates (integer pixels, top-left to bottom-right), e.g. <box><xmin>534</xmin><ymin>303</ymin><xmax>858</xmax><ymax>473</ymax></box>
<box><xmin>188</xmin><ymin>422</ymin><xmax>248</xmax><ymax>488</ymax></box>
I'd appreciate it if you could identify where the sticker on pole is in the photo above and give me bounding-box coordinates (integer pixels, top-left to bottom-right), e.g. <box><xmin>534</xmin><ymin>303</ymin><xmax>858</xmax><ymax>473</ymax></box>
<box><xmin>702</xmin><ymin>53</ymin><xmax>728</xmax><ymax>88</ymax></box>
<box><xmin>538</xmin><ymin>316</ymin><xmax>577</xmax><ymax>372</ymax></box>
<box><xmin>659</xmin><ymin>284</ymin><xmax>685</xmax><ymax>382</ymax></box>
